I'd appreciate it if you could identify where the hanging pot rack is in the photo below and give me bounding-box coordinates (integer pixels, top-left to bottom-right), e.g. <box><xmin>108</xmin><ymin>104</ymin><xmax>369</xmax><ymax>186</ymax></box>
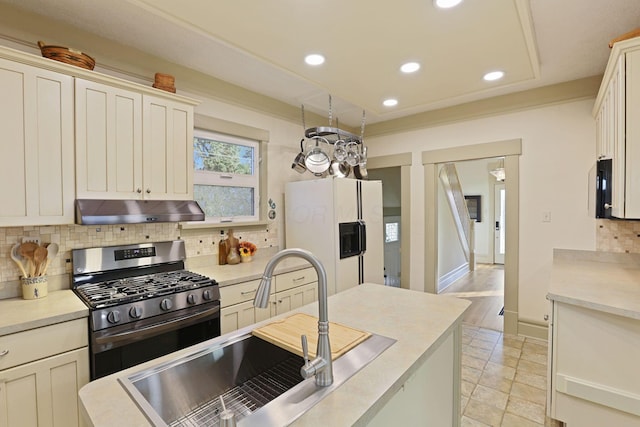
<box><xmin>304</xmin><ymin>126</ymin><xmax>361</xmax><ymax>144</ymax></box>
<box><xmin>301</xmin><ymin>95</ymin><xmax>365</xmax><ymax>144</ymax></box>
<box><xmin>293</xmin><ymin>97</ymin><xmax>368</xmax><ymax>179</ymax></box>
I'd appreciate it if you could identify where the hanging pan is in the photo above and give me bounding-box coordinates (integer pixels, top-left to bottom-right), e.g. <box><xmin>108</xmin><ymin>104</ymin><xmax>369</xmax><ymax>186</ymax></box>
<box><xmin>304</xmin><ymin>136</ymin><xmax>331</xmax><ymax>175</ymax></box>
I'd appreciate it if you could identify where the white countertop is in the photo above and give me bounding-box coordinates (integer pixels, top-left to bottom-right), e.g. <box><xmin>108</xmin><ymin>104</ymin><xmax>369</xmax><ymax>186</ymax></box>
<box><xmin>548</xmin><ymin>249</ymin><xmax>640</xmax><ymax>320</ymax></box>
<box><xmin>78</xmin><ymin>283</ymin><xmax>471</xmax><ymax>427</ymax></box>
<box><xmin>186</xmin><ymin>248</ymin><xmax>314</xmax><ymax>287</ymax></box>
<box><xmin>0</xmin><ymin>290</ymin><xmax>89</xmax><ymax>336</ymax></box>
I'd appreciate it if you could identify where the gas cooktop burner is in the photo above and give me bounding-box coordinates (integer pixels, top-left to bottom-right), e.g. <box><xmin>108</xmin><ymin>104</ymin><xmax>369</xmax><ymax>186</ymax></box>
<box><xmin>75</xmin><ymin>270</ymin><xmax>213</xmax><ymax>308</ymax></box>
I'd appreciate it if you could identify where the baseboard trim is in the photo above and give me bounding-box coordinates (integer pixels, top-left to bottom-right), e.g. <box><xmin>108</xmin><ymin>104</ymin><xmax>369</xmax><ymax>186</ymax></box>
<box><xmin>438</xmin><ymin>263</ymin><xmax>470</xmax><ymax>292</ymax></box>
<box><xmin>518</xmin><ymin>320</ymin><xmax>548</xmax><ymax>340</ymax></box>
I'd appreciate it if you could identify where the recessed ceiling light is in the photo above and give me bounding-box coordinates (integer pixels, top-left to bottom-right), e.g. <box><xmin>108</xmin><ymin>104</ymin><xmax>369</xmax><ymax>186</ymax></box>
<box><xmin>401</xmin><ymin>62</ymin><xmax>421</xmax><ymax>73</ymax></box>
<box><xmin>304</xmin><ymin>54</ymin><xmax>325</xmax><ymax>66</ymax></box>
<box><xmin>434</xmin><ymin>0</ymin><xmax>463</xmax><ymax>9</ymax></box>
<box><xmin>483</xmin><ymin>70</ymin><xmax>505</xmax><ymax>81</ymax></box>
<box><xmin>383</xmin><ymin>99</ymin><xmax>398</xmax><ymax>107</ymax></box>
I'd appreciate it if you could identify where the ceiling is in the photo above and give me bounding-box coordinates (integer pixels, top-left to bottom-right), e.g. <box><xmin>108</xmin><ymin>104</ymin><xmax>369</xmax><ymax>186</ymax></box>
<box><xmin>1</xmin><ymin>0</ymin><xmax>639</xmax><ymax>126</ymax></box>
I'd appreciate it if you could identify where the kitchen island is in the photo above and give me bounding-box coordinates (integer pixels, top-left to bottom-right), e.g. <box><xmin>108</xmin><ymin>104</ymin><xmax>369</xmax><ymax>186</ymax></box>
<box><xmin>547</xmin><ymin>249</ymin><xmax>640</xmax><ymax>426</ymax></box>
<box><xmin>79</xmin><ymin>283</ymin><xmax>470</xmax><ymax>426</ymax></box>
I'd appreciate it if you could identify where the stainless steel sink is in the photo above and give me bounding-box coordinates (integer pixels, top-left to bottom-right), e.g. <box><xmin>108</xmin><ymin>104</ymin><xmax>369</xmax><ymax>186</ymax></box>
<box><xmin>119</xmin><ymin>328</ymin><xmax>395</xmax><ymax>427</ymax></box>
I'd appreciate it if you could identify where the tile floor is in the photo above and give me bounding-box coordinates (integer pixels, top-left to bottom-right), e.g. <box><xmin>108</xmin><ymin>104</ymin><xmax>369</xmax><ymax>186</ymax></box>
<box><xmin>461</xmin><ymin>324</ymin><xmax>562</xmax><ymax>427</ymax></box>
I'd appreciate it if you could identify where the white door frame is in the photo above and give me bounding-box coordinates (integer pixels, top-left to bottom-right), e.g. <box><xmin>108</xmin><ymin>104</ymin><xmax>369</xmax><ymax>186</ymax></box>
<box><xmin>423</xmin><ymin>139</ymin><xmax>521</xmax><ymax>335</ymax></box>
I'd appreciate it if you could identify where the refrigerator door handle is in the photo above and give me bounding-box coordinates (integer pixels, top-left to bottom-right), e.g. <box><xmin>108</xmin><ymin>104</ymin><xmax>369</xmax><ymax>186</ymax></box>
<box><xmin>358</xmin><ymin>220</ymin><xmax>367</xmax><ymax>255</ymax></box>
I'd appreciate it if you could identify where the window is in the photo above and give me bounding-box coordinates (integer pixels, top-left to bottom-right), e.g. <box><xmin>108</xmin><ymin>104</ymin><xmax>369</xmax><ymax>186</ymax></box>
<box><xmin>385</xmin><ymin>222</ymin><xmax>399</xmax><ymax>243</ymax></box>
<box><xmin>193</xmin><ymin>129</ymin><xmax>259</xmax><ymax>223</ymax></box>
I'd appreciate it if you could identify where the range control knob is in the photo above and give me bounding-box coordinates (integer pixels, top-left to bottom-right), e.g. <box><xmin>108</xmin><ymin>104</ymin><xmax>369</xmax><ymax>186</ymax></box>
<box><xmin>203</xmin><ymin>289</ymin><xmax>212</xmax><ymax>301</ymax></box>
<box><xmin>129</xmin><ymin>306</ymin><xmax>143</xmax><ymax>319</ymax></box>
<box><xmin>107</xmin><ymin>311</ymin><xmax>121</xmax><ymax>324</ymax></box>
<box><xmin>187</xmin><ymin>294</ymin><xmax>197</xmax><ymax>305</ymax></box>
<box><xmin>160</xmin><ymin>298</ymin><xmax>173</xmax><ymax>311</ymax></box>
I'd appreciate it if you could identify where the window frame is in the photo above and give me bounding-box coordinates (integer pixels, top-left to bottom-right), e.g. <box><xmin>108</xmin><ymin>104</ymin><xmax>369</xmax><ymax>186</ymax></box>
<box><xmin>193</xmin><ymin>128</ymin><xmax>260</xmax><ymax>224</ymax></box>
<box><xmin>180</xmin><ymin>113</ymin><xmax>270</xmax><ymax>229</ymax></box>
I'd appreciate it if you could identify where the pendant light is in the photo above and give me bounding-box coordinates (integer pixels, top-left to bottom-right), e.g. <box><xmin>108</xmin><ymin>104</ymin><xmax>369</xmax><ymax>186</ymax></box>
<box><xmin>489</xmin><ymin>158</ymin><xmax>505</xmax><ymax>182</ymax></box>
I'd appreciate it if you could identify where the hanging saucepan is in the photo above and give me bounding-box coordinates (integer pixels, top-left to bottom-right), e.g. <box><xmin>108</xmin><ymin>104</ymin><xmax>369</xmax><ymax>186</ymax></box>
<box><xmin>291</xmin><ymin>138</ymin><xmax>307</xmax><ymax>173</ymax></box>
<box><xmin>345</xmin><ymin>142</ymin><xmax>360</xmax><ymax>167</ymax></box>
<box><xmin>329</xmin><ymin>159</ymin><xmax>351</xmax><ymax>178</ymax></box>
<box><xmin>334</xmin><ymin>126</ymin><xmax>347</xmax><ymax>162</ymax></box>
<box><xmin>354</xmin><ymin>146</ymin><xmax>369</xmax><ymax>179</ymax></box>
<box><xmin>304</xmin><ymin>136</ymin><xmax>331</xmax><ymax>175</ymax></box>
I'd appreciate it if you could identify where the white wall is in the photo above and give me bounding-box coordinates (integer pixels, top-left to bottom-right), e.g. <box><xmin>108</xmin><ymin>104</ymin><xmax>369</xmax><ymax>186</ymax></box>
<box><xmin>366</xmin><ymin>99</ymin><xmax>597</xmax><ymax>325</ymax></box>
<box><xmin>368</xmin><ymin>167</ymin><xmax>401</xmax><ymax>210</ymax></box>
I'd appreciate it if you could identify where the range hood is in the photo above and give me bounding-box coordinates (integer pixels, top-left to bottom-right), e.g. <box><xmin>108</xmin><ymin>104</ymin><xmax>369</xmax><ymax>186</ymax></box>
<box><xmin>75</xmin><ymin>199</ymin><xmax>205</xmax><ymax>225</ymax></box>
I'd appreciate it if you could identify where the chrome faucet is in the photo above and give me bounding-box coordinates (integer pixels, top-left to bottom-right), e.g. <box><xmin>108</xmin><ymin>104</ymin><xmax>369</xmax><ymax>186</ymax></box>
<box><xmin>253</xmin><ymin>248</ymin><xmax>333</xmax><ymax>387</ymax></box>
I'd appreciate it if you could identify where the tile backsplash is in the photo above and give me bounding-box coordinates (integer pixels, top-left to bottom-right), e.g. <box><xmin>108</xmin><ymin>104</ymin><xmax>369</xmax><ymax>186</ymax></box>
<box><xmin>0</xmin><ymin>223</ymin><xmax>277</xmax><ymax>297</ymax></box>
<box><xmin>596</xmin><ymin>218</ymin><xmax>640</xmax><ymax>253</ymax></box>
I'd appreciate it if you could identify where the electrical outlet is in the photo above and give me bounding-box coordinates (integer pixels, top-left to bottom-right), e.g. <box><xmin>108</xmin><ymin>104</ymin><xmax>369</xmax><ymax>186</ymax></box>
<box><xmin>22</xmin><ymin>237</ymin><xmax>41</xmax><ymax>245</ymax></box>
<box><xmin>542</xmin><ymin>211</ymin><xmax>552</xmax><ymax>223</ymax></box>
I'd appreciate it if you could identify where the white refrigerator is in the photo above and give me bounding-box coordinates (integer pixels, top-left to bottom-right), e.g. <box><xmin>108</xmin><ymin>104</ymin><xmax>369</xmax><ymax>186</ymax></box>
<box><xmin>285</xmin><ymin>178</ymin><xmax>384</xmax><ymax>295</ymax></box>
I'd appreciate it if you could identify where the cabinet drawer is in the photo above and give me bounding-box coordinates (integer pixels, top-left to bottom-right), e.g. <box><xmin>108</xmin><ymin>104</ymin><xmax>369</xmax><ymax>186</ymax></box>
<box><xmin>275</xmin><ymin>268</ymin><xmax>318</xmax><ymax>293</ymax></box>
<box><xmin>220</xmin><ymin>279</ymin><xmax>266</xmax><ymax>307</ymax></box>
<box><xmin>0</xmin><ymin>318</ymin><xmax>88</xmax><ymax>371</ymax></box>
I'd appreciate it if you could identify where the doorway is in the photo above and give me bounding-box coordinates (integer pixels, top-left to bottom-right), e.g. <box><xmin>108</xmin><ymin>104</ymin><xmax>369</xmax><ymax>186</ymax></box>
<box><xmin>383</xmin><ymin>215</ymin><xmax>401</xmax><ymax>286</ymax></box>
<box><xmin>368</xmin><ymin>167</ymin><xmax>402</xmax><ymax>287</ymax></box>
<box><xmin>437</xmin><ymin>157</ymin><xmax>506</xmax><ymax>331</ymax></box>
<box><xmin>367</xmin><ymin>153</ymin><xmax>412</xmax><ymax>289</ymax></box>
<box><xmin>494</xmin><ymin>183</ymin><xmax>506</xmax><ymax>264</ymax></box>
<box><xmin>422</xmin><ymin>139</ymin><xmax>521</xmax><ymax>335</ymax></box>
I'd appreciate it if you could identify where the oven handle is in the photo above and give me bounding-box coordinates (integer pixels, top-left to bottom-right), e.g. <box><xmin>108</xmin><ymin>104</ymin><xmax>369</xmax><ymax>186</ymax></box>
<box><xmin>94</xmin><ymin>305</ymin><xmax>220</xmax><ymax>346</ymax></box>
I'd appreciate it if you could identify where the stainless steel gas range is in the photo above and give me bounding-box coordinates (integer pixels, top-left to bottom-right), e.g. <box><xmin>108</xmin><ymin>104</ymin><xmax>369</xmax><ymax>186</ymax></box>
<box><xmin>72</xmin><ymin>240</ymin><xmax>221</xmax><ymax>380</ymax></box>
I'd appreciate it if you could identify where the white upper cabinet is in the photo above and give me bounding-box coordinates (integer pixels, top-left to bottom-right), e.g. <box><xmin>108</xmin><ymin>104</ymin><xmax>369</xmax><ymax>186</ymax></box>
<box><xmin>0</xmin><ymin>58</ymin><xmax>75</xmax><ymax>226</ymax></box>
<box><xmin>594</xmin><ymin>38</ymin><xmax>640</xmax><ymax>218</ymax></box>
<box><xmin>75</xmin><ymin>79</ymin><xmax>143</xmax><ymax>199</ymax></box>
<box><xmin>76</xmin><ymin>81</ymin><xmax>195</xmax><ymax>201</ymax></box>
<box><xmin>142</xmin><ymin>95</ymin><xmax>194</xmax><ymax>200</ymax></box>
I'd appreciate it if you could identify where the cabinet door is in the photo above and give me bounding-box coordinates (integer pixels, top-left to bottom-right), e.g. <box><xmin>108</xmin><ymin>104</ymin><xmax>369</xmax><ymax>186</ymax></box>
<box><xmin>142</xmin><ymin>95</ymin><xmax>193</xmax><ymax>200</ymax></box>
<box><xmin>0</xmin><ymin>347</ymin><xmax>89</xmax><ymax>427</ymax></box>
<box><xmin>75</xmin><ymin>79</ymin><xmax>143</xmax><ymax>199</ymax></box>
<box><xmin>0</xmin><ymin>58</ymin><xmax>74</xmax><ymax>226</ymax></box>
<box><xmin>221</xmin><ymin>299</ymin><xmax>273</xmax><ymax>334</ymax></box>
<box><xmin>595</xmin><ymin>110</ymin><xmax>604</xmax><ymax>160</ymax></box>
<box><xmin>625</xmin><ymin>49</ymin><xmax>640</xmax><ymax>218</ymax></box>
<box><xmin>274</xmin><ymin>282</ymin><xmax>318</xmax><ymax>316</ymax></box>
<box><xmin>368</xmin><ymin>332</ymin><xmax>458</xmax><ymax>427</ymax></box>
<box><xmin>612</xmin><ymin>55</ymin><xmax>626</xmax><ymax>218</ymax></box>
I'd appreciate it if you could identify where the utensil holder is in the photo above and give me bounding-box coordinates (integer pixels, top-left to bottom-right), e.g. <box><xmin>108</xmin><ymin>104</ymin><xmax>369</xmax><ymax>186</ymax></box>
<box><xmin>21</xmin><ymin>276</ymin><xmax>48</xmax><ymax>300</ymax></box>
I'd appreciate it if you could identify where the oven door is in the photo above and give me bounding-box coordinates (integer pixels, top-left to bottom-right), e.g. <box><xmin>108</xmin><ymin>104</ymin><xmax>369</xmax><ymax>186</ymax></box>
<box><xmin>90</xmin><ymin>302</ymin><xmax>220</xmax><ymax>380</ymax></box>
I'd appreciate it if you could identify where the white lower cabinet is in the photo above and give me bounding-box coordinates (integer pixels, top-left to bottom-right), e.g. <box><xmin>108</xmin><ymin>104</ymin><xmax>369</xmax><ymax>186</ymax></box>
<box><xmin>548</xmin><ymin>301</ymin><xmax>640</xmax><ymax>426</ymax></box>
<box><xmin>0</xmin><ymin>319</ymin><xmax>89</xmax><ymax>427</ymax></box>
<box><xmin>220</xmin><ymin>279</ymin><xmax>273</xmax><ymax>335</ymax></box>
<box><xmin>0</xmin><ymin>348</ymin><xmax>89</xmax><ymax>427</ymax></box>
<box><xmin>273</xmin><ymin>282</ymin><xmax>318</xmax><ymax>316</ymax></box>
<box><xmin>220</xmin><ymin>268</ymin><xmax>319</xmax><ymax>334</ymax></box>
<box><xmin>221</xmin><ymin>299</ymin><xmax>273</xmax><ymax>335</ymax></box>
<box><xmin>368</xmin><ymin>326</ymin><xmax>461</xmax><ymax>427</ymax></box>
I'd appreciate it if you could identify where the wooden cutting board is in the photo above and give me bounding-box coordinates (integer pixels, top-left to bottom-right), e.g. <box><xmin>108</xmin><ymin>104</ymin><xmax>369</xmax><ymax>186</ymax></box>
<box><xmin>252</xmin><ymin>313</ymin><xmax>371</xmax><ymax>361</ymax></box>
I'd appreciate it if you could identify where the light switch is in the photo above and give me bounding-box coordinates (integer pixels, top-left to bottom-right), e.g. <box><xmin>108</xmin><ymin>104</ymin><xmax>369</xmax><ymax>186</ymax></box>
<box><xmin>542</xmin><ymin>211</ymin><xmax>552</xmax><ymax>223</ymax></box>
